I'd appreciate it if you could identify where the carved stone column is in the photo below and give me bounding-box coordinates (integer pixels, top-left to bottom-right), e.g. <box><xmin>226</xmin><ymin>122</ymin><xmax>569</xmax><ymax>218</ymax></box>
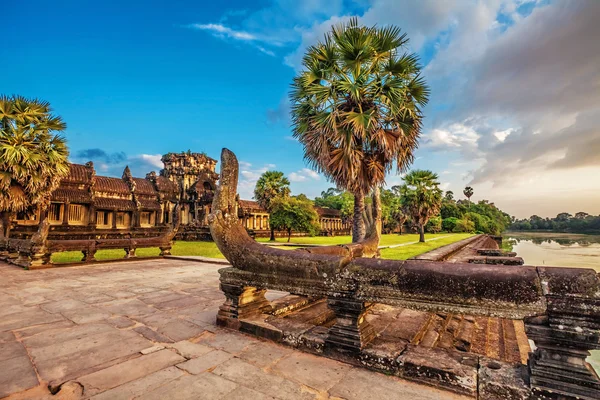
<box><xmin>82</xmin><ymin>248</ymin><xmax>97</xmax><ymax>262</ymax></box>
<box><xmin>326</xmin><ymin>297</ymin><xmax>376</xmax><ymax>352</ymax></box>
<box><xmin>124</xmin><ymin>247</ymin><xmax>136</xmax><ymax>258</ymax></box>
<box><xmin>526</xmin><ymin>267</ymin><xmax>600</xmax><ymax>399</ymax></box>
<box><xmin>217</xmin><ymin>283</ymin><xmax>270</xmax><ymax>330</ymax></box>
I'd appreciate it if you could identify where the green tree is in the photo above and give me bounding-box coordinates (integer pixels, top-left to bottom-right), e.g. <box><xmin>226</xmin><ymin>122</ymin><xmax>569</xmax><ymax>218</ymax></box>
<box><xmin>463</xmin><ymin>186</ymin><xmax>474</xmax><ymax>204</ymax></box>
<box><xmin>290</xmin><ymin>18</ymin><xmax>429</xmax><ymax>243</ymax></box>
<box><xmin>0</xmin><ymin>95</ymin><xmax>69</xmax><ymax>237</ymax></box>
<box><xmin>314</xmin><ymin>188</ymin><xmax>354</xmax><ymax>224</ymax></box>
<box><xmin>400</xmin><ymin>170</ymin><xmax>442</xmax><ymax>242</ymax></box>
<box><xmin>425</xmin><ymin>216</ymin><xmax>442</xmax><ymax>233</ymax></box>
<box><xmin>444</xmin><ymin>190</ymin><xmax>454</xmax><ymax>201</ymax></box>
<box><xmin>254</xmin><ymin>171</ymin><xmax>291</xmax><ymax>241</ymax></box>
<box><xmin>269</xmin><ymin>197</ymin><xmax>321</xmax><ymax>242</ymax></box>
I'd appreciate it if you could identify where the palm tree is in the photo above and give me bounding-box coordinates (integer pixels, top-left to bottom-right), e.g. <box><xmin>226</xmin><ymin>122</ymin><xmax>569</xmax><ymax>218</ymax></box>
<box><xmin>290</xmin><ymin>18</ymin><xmax>429</xmax><ymax>243</ymax></box>
<box><xmin>444</xmin><ymin>190</ymin><xmax>454</xmax><ymax>201</ymax></box>
<box><xmin>254</xmin><ymin>171</ymin><xmax>291</xmax><ymax>241</ymax></box>
<box><xmin>400</xmin><ymin>170</ymin><xmax>442</xmax><ymax>242</ymax></box>
<box><xmin>463</xmin><ymin>186</ymin><xmax>474</xmax><ymax>204</ymax></box>
<box><xmin>0</xmin><ymin>95</ymin><xmax>69</xmax><ymax>237</ymax></box>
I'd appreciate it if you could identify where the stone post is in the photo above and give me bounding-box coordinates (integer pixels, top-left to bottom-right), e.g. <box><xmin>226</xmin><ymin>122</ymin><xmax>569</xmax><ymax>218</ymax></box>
<box><xmin>326</xmin><ymin>297</ymin><xmax>376</xmax><ymax>352</ymax></box>
<box><xmin>526</xmin><ymin>267</ymin><xmax>600</xmax><ymax>399</ymax></box>
<box><xmin>62</xmin><ymin>202</ymin><xmax>70</xmax><ymax>225</ymax></box>
<box><xmin>217</xmin><ymin>283</ymin><xmax>270</xmax><ymax>330</ymax></box>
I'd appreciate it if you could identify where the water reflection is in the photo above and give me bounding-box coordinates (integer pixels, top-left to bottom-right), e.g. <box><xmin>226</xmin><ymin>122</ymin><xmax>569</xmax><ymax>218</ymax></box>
<box><xmin>503</xmin><ymin>232</ymin><xmax>600</xmax><ymax>272</ymax></box>
<box><xmin>503</xmin><ymin>232</ymin><xmax>600</xmax><ymax>373</ymax></box>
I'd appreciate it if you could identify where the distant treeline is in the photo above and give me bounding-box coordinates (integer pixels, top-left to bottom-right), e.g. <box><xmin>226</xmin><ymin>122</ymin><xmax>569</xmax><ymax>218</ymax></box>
<box><xmin>510</xmin><ymin>213</ymin><xmax>600</xmax><ymax>234</ymax></box>
<box><xmin>315</xmin><ymin>188</ymin><xmax>512</xmax><ymax>235</ymax></box>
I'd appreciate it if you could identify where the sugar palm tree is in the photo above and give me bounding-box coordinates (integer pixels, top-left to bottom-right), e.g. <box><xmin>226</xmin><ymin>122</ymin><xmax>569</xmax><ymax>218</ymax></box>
<box><xmin>290</xmin><ymin>17</ymin><xmax>429</xmax><ymax>243</ymax></box>
<box><xmin>463</xmin><ymin>186</ymin><xmax>474</xmax><ymax>203</ymax></box>
<box><xmin>0</xmin><ymin>95</ymin><xmax>69</xmax><ymax>237</ymax></box>
<box><xmin>400</xmin><ymin>170</ymin><xmax>442</xmax><ymax>242</ymax></box>
<box><xmin>254</xmin><ymin>171</ymin><xmax>291</xmax><ymax>241</ymax></box>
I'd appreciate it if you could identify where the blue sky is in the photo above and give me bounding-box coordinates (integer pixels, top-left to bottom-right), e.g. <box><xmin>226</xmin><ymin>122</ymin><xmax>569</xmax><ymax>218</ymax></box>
<box><xmin>3</xmin><ymin>0</ymin><xmax>599</xmax><ymax>218</ymax></box>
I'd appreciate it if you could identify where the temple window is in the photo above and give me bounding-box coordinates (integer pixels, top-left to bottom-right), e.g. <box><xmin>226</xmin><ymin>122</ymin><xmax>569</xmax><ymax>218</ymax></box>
<box><xmin>15</xmin><ymin>209</ymin><xmax>38</xmax><ymax>225</ymax></box>
<box><xmin>96</xmin><ymin>210</ymin><xmax>112</xmax><ymax>228</ymax></box>
<box><xmin>68</xmin><ymin>204</ymin><xmax>86</xmax><ymax>225</ymax></box>
<box><xmin>140</xmin><ymin>211</ymin><xmax>155</xmax><ymax>227</ymax></box>
<box><xmin>116</xmin><ymin>212</ymin><xmax>130</xmax><ymax>228</ymax></box>
<box><xmin>48</xmin><ymin>203</ymin><xmax>63</xmax><ymax>224</ymax></box>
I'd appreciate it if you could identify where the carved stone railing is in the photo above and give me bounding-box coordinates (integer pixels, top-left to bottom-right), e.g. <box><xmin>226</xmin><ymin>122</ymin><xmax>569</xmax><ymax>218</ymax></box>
<box><xmin>209</xmin><ymin>148</ymin><xmax>600</xmax><ymax>399</ymax></box>
<box><xmin>0</xmin><ymin>206</ymin><xmax>180</xmax><ymax>269</ymax></box>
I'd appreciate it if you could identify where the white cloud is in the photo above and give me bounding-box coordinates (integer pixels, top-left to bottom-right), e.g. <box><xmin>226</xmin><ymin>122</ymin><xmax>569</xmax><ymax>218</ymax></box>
<box><xmin>132</xmin><ymin>154</ymin><xmax>163</xmax><ymax>169</ymax></box>
<box><xmin>289</xmin><ymin>168</ymin><xmax>320</xmax><ymax>182</ymax></box>
<box><xmin>237</xmin><ymin>161</ymin><xmax>277</xmax><ymax>199</ymax></box>
<box><xmin>188</xmin><ymin>23</ymin><xmax>256</xmax><ymax>41</ymax></box>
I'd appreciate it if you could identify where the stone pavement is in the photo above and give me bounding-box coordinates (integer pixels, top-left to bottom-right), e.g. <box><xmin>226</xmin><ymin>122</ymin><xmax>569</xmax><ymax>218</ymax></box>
<box><xmin>0</xmin><ymin>259</ymin><xmax>469</xmax><ymax>400</ymax></box>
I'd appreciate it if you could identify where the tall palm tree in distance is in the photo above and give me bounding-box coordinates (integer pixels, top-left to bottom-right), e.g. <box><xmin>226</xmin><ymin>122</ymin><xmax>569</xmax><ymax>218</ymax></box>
<box><xmin>400</xmin><ymin>170</ymin><xmax>442</xmax><ymax>242</ymax></box>
<box><xmin>254</xmin><ymin>171</ymin><xmax>291</xmax><ymax>241</ymax></box>
<box><xmin>0</xmin><ymin>95</ymin><xmax>69</xmax><ymax>237</ymax></box>
<box><xmin>463</xmin><ymin>186</ymin><xmax>474</xmax><ymax>205</ymax></box>
<box><xmin>290</xmin><ymin>17</ymin><xmax>429</xmax><ymax>243</ymax></box>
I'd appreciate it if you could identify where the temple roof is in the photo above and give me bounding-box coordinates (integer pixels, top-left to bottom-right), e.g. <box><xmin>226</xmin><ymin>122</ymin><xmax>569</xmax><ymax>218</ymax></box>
<box><xmin>95</xmin><ymin>176</ymin><xmax>131</xmax><ymax>194</ymax></box>
<box><xmin>138</xmin><ymin>198</ymin><xmax>162</xmax><ymax>210</ymax></box>
<box><xmin>51</xmin><ymin>188</ymin><xmax>92</xmax><ymax>203</ymax></box>
<box><xmin>95</xmin><ymin>197</ymin><xmax>137</xmax><ymax>211</ymax></box>
<box><xmin>132</xmin><ymin>178</ymin><xmax>157</xmax><ymax>195</ymax></box>
<box><xmin>315</xmin><ymin>207</ymin><xmax>342</xmax><ymax>218</ymax></box>
<box><xmin>63</xmin><ymin>163</ymin><xmax>92</xmax><ymax>184</ymax></box>
<box><xmin>238</xmin><ymin>200</ymin><xmax>266</xmax><ymax>212</ymax></box>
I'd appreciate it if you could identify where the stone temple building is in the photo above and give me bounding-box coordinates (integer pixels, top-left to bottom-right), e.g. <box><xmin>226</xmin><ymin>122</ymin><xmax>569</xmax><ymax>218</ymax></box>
<box><xmin>10</xmin><ymin>151</ymin><xmax>348</xmax><ymax>238</ymax></box>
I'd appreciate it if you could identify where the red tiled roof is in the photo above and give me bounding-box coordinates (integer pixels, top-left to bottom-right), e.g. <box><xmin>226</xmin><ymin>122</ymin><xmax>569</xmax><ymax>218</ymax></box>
<box><xmin>63</xmin><ymin>164</ymin><xmax>92</xmax><ymax>184</ymax></box>
<box><xmin>132</xmin><ymin>178</ymin><xmax>157</xmax><ymax>195</ymax></box>
<box><xmin>315</xmin><ymin>207</ymin><xmax>342</xmax><ymax>217</ymax></box>
<box><xmin>238</xmin><ymin>199</ymin><xmax>266</xmax><ymax>211</ymax></box>
<box><xmin>138</xmin><ymin>199</ymin><xmax>161</xmax><ymax>210</ymax></box>
<box><xmin>94</xmin><ymin>176</ymin><xmax>130</xmax><ymax>194</ymax></box>
<box><xmin>51</xmin><ymin>188</ymin><xmax>92</xmax><ymax>203</ymax></box>
<box><xmin>94</xmin><ymin>197</ymin><xmax>136</xmax><ymax>211</ymax></box>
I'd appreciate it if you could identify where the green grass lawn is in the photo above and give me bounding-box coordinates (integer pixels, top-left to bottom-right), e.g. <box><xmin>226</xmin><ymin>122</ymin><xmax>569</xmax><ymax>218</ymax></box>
<box><xmin>379</xmin><ymin>233</ymin><xmax>474</xmax><ymax>260</ymax></box>
<box><xmin>256</xmin><ymin>232</ymin><xmax>457</xmax><ymax>247</ymax></box>
<box><xmin>51</xmin><ymin>233</ymin><xmax>473</xmax><ymax>264</ymax></box>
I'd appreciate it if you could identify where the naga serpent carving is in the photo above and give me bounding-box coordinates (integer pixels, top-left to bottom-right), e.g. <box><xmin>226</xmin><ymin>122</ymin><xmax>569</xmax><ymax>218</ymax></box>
<box><xmin>210</xmin><ymin>148</ymin><xmax>600</xmax><ymax>399</ymax></box>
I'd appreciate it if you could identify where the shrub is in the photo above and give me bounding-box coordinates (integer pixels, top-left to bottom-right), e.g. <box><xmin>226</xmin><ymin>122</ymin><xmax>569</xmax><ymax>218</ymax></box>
<box><xmin>453</xmin><ymin>219</ymin><xmax>475</xmax><ymax>233</ymax></box>
<box><xmin>442</xmin><ymin>217</ymin><xmax>459</xmax><ymax>232</ymax></box>
<box><xmin>425</xmin><ymin>216</ymin><xmax>442</xmax><ymax>233</ymax></box>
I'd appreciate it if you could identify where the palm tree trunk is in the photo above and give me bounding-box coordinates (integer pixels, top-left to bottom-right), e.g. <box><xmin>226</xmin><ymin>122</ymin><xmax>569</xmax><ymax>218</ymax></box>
<box><xmin>352</xmin><ymin>191</ymin><xmax>366</xmax><ymax>243</ymax></box>
<box><xmin>270</xmin><ymin>227</ymin><xmax>275</xmax><ymax>241</ymax></box>
<box><xmin>419</xmin><ymin>223</ymin><xmax>425</xmax><ymax>243</ymax></box>
<box><xmin>0</xmin><ymin>211</ymin><xmax>12</xmax><ymax>238</ymax></box>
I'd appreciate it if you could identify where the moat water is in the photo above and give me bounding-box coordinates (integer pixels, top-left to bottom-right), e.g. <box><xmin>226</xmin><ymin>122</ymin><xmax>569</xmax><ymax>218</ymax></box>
<box><xmin>503</xmin><ymin>231</ymin><xmax>600</xmax><ymax>372</ymax></box>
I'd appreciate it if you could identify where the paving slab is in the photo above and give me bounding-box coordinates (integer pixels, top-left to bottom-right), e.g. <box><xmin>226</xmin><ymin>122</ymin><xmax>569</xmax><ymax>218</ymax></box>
<box><xmin>212</xmin><ymin>357</ymin><xmax>316</xmax><ymax>400</ymax></box>
<box><xmin>0</xmin><ymin>259</ymin><xmax>477</xmax><ymax>399</ymax></box>
<box><xmin>77</xmin><ymin>349</ymin><xmax>185</xmax><ymax>396</ymax></box>
<box><xmin>139</xmin><ymin>371</ymin><xmax>238</xmax><ymax>400</ymax></box>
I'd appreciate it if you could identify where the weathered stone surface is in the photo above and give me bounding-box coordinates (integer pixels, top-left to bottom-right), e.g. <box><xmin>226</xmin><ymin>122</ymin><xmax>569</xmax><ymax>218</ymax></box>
<box><xmin>140</xmin><ymin>345</ymin><xmax>165</xmax><ymax>355</ymax></box>
<box><xmin>197</xmin><ymin>330</ymin><xmax>259</xmax><ymax>354</ymax></box>
<box><xmin>238</xmin><ymin>340</ymin><xmax>292</xmax><ymax>368</ymax></box>
<box><xmin>212</xmin><ymin>358</ymin><xmax>316</xmax><ymax>399</ymax></box>
<box><xmin>399</xmin><ymin>345</ymin><xmax>478</xmax><ymax>397</ymax></box>
<box><xmin>176</xmin><ymin>349</ymin><xmax>233</xmax><ymax>374</ymax></box>
<box><xmin>140</xmin><ymin>372</ymin><xmax>238</xmax><ymax>400</ymax></box>
<box><xmin>89</xmin><ymin>366</ymin><xmax>185</xmax><ymax>400</ymax></box>
<box><xmin>41</xmin><ymin>299</ymin><xmax>88</xmax><ymax>313</ymax></box>
<box><xmin>0</xmin><ymin>354</ymin><xmax>39</xmax><ymax>398</ymax></box>
<box><xmin>478</xmin><ymin>357</ymin><xmax>531</xmax><ymax>400</ymax></box>
<box><xmin>329</xmin><ymin>367</ymin><xmax>470</xmax><ymax>400</ymax></box>
<box><xmin>272</xmin><ymin>351</ymin><xmax>352</xmax><ymax>391</ymax></box>
<box><xmin>168</xmin><ymin>340</ymin><xmax>213</xmax><ymax>358</ymax></box>
<box><xmin>134</xmin><ymin>326</ymin><xmax>174</xmax><ymax>343</ymax></box>
<box><xmin>78</xmin><ymin>349</ymin><xmax>185</xmax><ymax>396</ymax></box>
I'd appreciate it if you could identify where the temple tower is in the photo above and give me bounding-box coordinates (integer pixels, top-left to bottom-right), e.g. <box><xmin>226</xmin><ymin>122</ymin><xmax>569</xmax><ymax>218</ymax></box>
<box><xmin>160</xmin><ymin>151</ymin><xmax>218</xmax><ymax>225</ymax></box>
